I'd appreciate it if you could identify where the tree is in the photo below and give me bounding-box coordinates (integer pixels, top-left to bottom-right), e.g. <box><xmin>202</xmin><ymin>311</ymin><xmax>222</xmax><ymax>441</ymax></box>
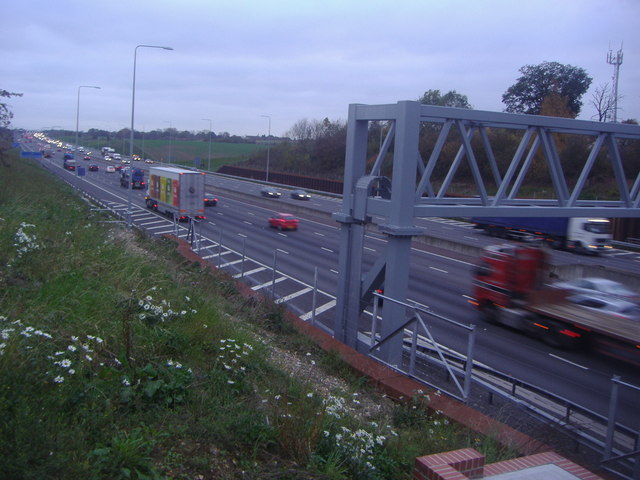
<box><xmin>418</xmin><ymin>89</ymin><xmax>472</xmax><ymax>109</ymax></box>
<box><xmin>1</xmin><ymin>89</ymin><xmax>23</xmax><ymax>166</ymax></box>
<box><xmin>589</xmin><ymin>83</ymin><xmax>616</xmax><ymax>122</ymax></box>
<box><xmin>539</xmin><ymin>92</ymin><xmax>573</xmax><ymax>118</ymax></box>
<box><xmin>502</xmin><ymin>61</ymin><xmax>592</xmax><ymax>117</ymax></box>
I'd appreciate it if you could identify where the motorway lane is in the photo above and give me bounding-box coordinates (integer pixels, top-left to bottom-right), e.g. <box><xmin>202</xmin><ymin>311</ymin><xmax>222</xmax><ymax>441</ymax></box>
<box><xmin>34</xmin><ymin>150</ymin><xmax>640</xmax><ymax>429</ymax></box>
<box><xmin>212</xmin><ymin>173</ymin><xmax>640</xmax><ymax>276</ymax></box>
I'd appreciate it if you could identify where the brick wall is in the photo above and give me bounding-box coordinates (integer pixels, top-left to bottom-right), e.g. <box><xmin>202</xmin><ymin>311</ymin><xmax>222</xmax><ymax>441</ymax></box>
<box><xmin>415</xmin><ymin>448</ymin><xmax>484</xmax><ymax>479</ymax></box>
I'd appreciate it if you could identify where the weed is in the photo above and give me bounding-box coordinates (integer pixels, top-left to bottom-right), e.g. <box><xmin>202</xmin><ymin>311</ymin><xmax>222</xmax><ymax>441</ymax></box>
<box><xmin>88</xmin><ymin>427</ymin><xmax>165</xmax><ymax>480</ymax></box>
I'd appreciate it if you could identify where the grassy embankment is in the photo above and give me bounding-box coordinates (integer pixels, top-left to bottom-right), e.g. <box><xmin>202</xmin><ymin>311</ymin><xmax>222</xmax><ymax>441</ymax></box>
<box><xmin>0</xmin><ymin>151</ymin><xmax>516</xmax><ymax>479</ymax></box>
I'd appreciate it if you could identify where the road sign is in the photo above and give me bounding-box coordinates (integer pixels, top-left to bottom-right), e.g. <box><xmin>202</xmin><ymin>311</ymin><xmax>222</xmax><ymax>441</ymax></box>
<box><xmin>20</xmin><ymin>151</ymin><xmax>43</xmax><ymax>158</ymax></box>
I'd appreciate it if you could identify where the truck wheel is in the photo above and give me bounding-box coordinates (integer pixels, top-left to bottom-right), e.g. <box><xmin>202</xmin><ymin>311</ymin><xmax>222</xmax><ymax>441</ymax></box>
<box><xmin>479</xmin><ymin>303</ymin><xmax>499</xmax><ymax>324</ymax></box>
<box><xmin>550</xmin><ymin>237</ymin><xmax>564</xmax><ymax>250</ymax></box>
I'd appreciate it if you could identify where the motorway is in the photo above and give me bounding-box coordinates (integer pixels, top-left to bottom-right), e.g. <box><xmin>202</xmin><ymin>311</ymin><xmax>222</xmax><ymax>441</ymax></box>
<box><xmin>31</xmin><ymin>145</ymin><xmax>640</xmax><ymax>432</ymax></box>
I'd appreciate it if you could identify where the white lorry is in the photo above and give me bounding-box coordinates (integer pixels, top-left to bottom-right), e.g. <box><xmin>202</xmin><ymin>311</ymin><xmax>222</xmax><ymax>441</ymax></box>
<box><xmin>471</xmin><ymin>217</ymin><xmax>612</xmax><ymax>254</ymax></box>
<box><xmin>101</xmin><ymin>146</ymin><xmax>115</xmax><ymax>157</ymax></box>
<box><xmin>144</xmin><ymin>166</ymin><xmax>206</xmax><ymax>221</ymax></box>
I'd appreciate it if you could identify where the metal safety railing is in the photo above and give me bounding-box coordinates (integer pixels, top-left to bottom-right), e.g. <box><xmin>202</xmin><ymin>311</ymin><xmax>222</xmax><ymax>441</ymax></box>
<box><xmin>368</xmin><ymin>292</ymin><xmax>476</xmax><ymax>403</ymax></box>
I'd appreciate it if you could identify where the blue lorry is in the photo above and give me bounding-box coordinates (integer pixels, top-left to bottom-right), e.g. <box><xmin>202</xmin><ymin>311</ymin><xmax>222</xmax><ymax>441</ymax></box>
<box><xmin>120</xmin><ymin>167</ymin><xmax>146</xmax><ymax>189</ymax></box>
<box><xmin>470</xmin><ymin>217</ymin><xmax>612</xmax><ymax>254</ymax></box>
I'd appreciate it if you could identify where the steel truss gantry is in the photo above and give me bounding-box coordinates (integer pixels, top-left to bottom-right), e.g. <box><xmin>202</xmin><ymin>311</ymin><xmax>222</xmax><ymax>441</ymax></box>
<box><xmin>333</xmin><ymin>101</ymin><xmax>640</xmax><ymax>365</ymax></box>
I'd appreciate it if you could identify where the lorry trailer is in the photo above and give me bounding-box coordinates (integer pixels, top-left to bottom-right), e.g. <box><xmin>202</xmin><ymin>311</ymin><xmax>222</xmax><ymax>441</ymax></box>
<box><xmin>145</xmin><ymin>166</ymin><xmax>205</xmax><ymax>221</ymax></box>
<box><xmin>471</xmin><ymin>217</ymin><xmax>612</xmax><ymax>253</ymax></box>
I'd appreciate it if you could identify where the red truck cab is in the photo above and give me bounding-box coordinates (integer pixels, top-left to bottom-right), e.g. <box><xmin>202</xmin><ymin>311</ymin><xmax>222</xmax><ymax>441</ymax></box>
<box><xmin>473</xmin><ymin>244</ymin><xmax>549</xmax><ymax>309</ymax></box>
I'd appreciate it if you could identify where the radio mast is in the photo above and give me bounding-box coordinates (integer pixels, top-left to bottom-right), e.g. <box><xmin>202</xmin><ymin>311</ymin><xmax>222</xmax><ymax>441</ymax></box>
<box><xmin>607</xmin><ymin>45</ymin><xmax>623</xmax><ymax>122</ymax></box>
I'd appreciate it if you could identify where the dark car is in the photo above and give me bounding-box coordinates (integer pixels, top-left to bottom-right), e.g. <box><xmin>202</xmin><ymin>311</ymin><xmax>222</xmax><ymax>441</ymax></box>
<box><xmin>261</xmin><ymin>186</ymin><xmax>281</xmax><ymax>198</ymax></box>
<box><xmin>114</xmin><ymin>165</ymin><xmax>124</xmax><ymax>172</ymax></box>
<box><xmin>268</xmin><ymin>213</ymin><xmax>299</xmax><ymax>231</ymax></box>
<box><xmin>203</xmin><ymin>193</ymin><xmax>218</xmax><ymax>207</ymax></box>
<box><xmin>83</xmin><ymin>155</ymin><xmax>91</xmax><ymax>161</ymax></box>
<box><xmin>88</xmin><ymin>164</ymin><xmax>99</xmax><ymax>171</ymax></box>
<box><xmin>290</xmin><ymin>189</ymin><xmax>311</xmax><ymax>200</ymax></box>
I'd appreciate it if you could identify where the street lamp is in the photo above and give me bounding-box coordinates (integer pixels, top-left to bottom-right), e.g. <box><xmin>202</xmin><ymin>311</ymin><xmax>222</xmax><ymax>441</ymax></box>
<box><xmin>164</xmin><ymin>120</ymin><xmax>173</xmax><ymax>164</ymax></box>
<box><xmin>260</xmin><ymin>114</ymin><xmax>271</xmax><ymax>182</ymax></box>
<box><xmin>128</xmin><ymin>44</ymin><xmax>173</xmax><ymax>228</ymax></box>
<box><xmin>201</xmin><ymin>118</ymin><xmax>212</xmax><ymax>171</ymax></box>
<box><xmin>75</xmin><ymin>86</ymin><xmax>100</xmax><ymax>151</ymax></box>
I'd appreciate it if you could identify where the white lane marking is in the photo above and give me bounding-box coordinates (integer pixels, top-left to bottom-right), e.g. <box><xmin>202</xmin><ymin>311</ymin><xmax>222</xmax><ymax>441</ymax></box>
<box><xmin>314</xmin><ymin>232</ymin><xmax>326</xmax><ymax>236</ymax></box>
<box><xmin>429</xmin><ymin>267</ymin><xmax>448</xmax><ymax>274</ymax></box>
<box><xmin>139</xmin><ymin>220</ymin><xmax>166</xmax><ymax>226</ymax></box>
<box><xmin>251</xmin><ymin>276</ymin><xmax>287</xmax><ymax>291</ymax></box>
<box><xmin>549</xmin><ymin>354</ymin><xmax>589</xmax><ymax>370</ymax></box>
<box><xmin>300</xmin><ymin>300</ymin><xmax>337</xmax><ymax>320</ymax></box>
<box><xmin>275</xmin><ymin>287</ymin><xmax>313</xmax><ymax>304</ymax></box>
<box><xmin>233</xmin><ymin>266</ymin><xmax>266</xmax><ymax>278</ymax></box>
<box><xmin>201</xmin><ymin>251</ymin><xmax>231</xmax><ymax>260</ymax></box>
<box><xmin>364</xmin><ymin>246</ymin><xmax>376</xmax><ymax>252</ymax></box>
<box><xmin>330</xmin><ymin>269</ymin><xmax>339</xmax><ymax>274</ymax></box>
<box><xmin>219</xmin><ymin>259</ymin><xmax>244</xmax><ymax>268</ymax></box>
<box><xmin>321</xmin><ymin>247</ymin><xmax>333</xmax><ymax>253</ymax></box>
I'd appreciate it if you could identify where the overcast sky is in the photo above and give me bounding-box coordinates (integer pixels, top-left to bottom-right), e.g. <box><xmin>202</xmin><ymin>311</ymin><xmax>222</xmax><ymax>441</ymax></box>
<box><xmin>3</xmin><ymin>0</ymin><xmax>639</xmax><ymax>137</ymax></box>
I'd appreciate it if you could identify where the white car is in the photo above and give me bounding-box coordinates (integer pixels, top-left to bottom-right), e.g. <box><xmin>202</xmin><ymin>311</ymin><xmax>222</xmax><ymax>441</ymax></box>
<box><xmin>105</xmin><ymin>165</ymin><xmax>116</xmax><ymax>173</ymax></box>
<box><xmin>553</xmin><ymin>277</ymin><xmax>639</xmax><ymax>302</ymax></box>
<box><xmin>567</xmin><ymin>293</ymin><xmax>640</xmax><ymax>321</ymax></box>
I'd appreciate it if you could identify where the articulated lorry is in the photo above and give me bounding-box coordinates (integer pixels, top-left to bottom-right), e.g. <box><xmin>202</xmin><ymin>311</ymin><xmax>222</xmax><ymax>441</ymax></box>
<box><xmin>144</xmin><ymin>166</ymin><xmax>205</xmax><ymax>221</ymax></box>
<box><xmin>471</xmin><ymin>217</ymin><xmax>612</xmax><ymax>254</ymax></box>
<box><xmin>470</xmin><ymin>244</ymin><xmax>640</xmax><ymax>364</ymax></box>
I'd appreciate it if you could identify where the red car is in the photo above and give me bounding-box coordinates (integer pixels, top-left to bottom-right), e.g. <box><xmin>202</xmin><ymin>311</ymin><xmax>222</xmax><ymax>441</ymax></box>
<box><xmin>268</xmin><ymin>213</ymin><xmax>299</xmax><ymax>231</ymax></box>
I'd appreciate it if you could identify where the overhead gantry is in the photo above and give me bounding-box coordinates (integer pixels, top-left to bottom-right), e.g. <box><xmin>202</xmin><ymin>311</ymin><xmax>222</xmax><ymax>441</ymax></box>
<box><xmin>333</xmin><ymin>101</ymin><xmax>640</xmax><ymax>365</ymax></box>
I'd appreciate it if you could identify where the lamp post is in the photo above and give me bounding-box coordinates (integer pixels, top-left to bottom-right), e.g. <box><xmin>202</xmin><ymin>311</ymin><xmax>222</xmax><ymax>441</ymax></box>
<box><xmin>164</xmin><ymin>120</ymin><xmax>173</xmax><ymax>164</ymax></box>
<box><xmin>75</xmin><ymin>86</ymin><xmax>100</xmax><ymax>151</ymax></box>
<box><xmin>201</xmin><ymin>118</ymin><xmax>212</xmax><ymax>171</ymax></box>
<box><xmin>128</xmin><ymin>44</ymin><xmax>173</xmax><ymax>228</ymax></box>
<box><xmin>260</xmin><ymin>115</ymin><xmax>271</xmax><ymax>182</ymax></box>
